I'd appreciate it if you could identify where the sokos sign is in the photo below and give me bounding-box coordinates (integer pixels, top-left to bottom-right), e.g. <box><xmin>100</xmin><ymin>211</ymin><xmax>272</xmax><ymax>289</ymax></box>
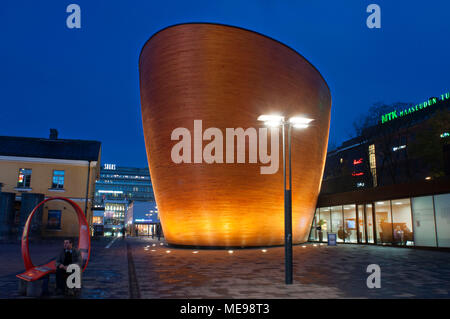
<box><xmin>381</xmin><ymin>92</ymin><xmax>449</xmax><ymax>124</ymax></box>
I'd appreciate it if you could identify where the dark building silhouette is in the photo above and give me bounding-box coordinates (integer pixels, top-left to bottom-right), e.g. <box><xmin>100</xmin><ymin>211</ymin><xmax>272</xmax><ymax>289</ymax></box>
<box><xmin>322</xmin><ymin>93</ymin><xmax>450</xmax><ymax>194</ymax></box>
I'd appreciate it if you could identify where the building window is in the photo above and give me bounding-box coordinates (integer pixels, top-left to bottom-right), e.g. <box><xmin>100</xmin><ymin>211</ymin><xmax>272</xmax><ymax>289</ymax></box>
<box><xmin>434</xmin><ymin>193</ymin><xmax>450</xmax><ymax>248</ymax></box>
<box><xmin>17</xmin><ymin>168</ymin><xmax>32</xmax><ymax>188</ymax></box>
<box><xmin>309</xmin><ymin>209</ymin><xmax>319</xmax><ymax>241</ymax></box>
<box><xmin>331</xmin><ymin>206</ymin><xmax>344</xmax><ymax>243</ymax></box>
<box><xmin>358</xmin><ymin>204</ymin><xmax>366</xmax><ymax>243</ymax></box>
<box><xmin>319</xmin><ymin>207</ymin><xmax>331</xmax><ymax>242</ymax></box>
<box><xmin>93</xmin><ymin>216</ymin><xmax>103</xmax><ymax>225</ymax></box>
<box><xmin>411</xmin><ymin>196</ymin><xmax>436</xmax><ymax>247</ymax></box>
<box><xmin>368</xmin><ymin>144</ymin><xmax>377</xmax><ymax>187</ymax></box>
<box><xmin>375</xmin><ymin>201</ymin><xmax>392</xmax><ymax>244</ymax></box>
<box><xmin>391</xmin><ymin>198</ymin><xmax>414</xmax><ymax>246</ymax></box>
<box><xmin>52</xmin><ymin>170</ymin><xmax>65</xmax><ymax>189</ymax></box>
<box><xmin>47</xmin><ymin>210</ymin><xmax>62</xmax><ymax>230</ymax></box>
<box><xmin>343</xmin><ymin>204</ymin><xmax>357</xmax><ymax>243</ymax></box>
<box><xmin>365</xmin><ymin>204</ymin><xmax>375</xmax><ymax>243</ymax></box>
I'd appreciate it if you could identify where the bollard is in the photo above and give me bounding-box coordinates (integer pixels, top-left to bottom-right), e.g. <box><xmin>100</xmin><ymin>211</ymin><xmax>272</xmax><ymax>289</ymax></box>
<box><xmin>25</xmin><ymin>276</ymin><xmax>49</xmax><ymax>297</ymax></box>
<box><xmin>18</xmin><ymin>279</ymin><xmax>27</xmax><ymax>296</ymax></box>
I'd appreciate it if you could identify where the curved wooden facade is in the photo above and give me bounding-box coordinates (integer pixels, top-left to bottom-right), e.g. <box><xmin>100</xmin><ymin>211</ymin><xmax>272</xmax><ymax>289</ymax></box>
<box><xmin>139</xmin><ymin>23</ymin><xmax>331</xmax><ymax>247</ymax></box>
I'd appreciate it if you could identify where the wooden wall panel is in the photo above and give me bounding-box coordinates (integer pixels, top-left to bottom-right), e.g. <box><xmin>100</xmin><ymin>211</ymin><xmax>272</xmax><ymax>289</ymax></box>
<box><xmin>139</xmin><ymin>23</ymin><xmax>331</xmax><ymax>247</ymax></box>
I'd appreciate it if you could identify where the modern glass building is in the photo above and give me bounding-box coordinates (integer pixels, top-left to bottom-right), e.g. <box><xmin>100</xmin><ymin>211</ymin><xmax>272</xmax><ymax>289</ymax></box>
<box><xmin>321</xmin><ymin>92</ymin><xmax>449</xmax><ymax>195</ymax></box>
<box><xmin>311</xmin><ymin>177</ymin><xmax>450</xmax><ymax>248</ymax></box>
<box><xmin>94</xmin><ymin>164</ymin><xmax>155</xmax><ymax>236</ymax></box>
<box><xmin>94</xmin><ymin>164</ymin><xmax>154</xmax><ymax>203</ymax></box>
<box><xmin>125</xmin><ymin>201</ymin><xmax>159</xmax><ymax>237</ymax></box>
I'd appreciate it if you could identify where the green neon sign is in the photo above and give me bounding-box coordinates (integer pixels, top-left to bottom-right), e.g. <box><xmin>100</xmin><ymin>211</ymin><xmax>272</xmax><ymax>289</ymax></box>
<box><xmin>381</xmin><ymin>92</ymin><xmax>450</xmax><ymax>124</ymax></box>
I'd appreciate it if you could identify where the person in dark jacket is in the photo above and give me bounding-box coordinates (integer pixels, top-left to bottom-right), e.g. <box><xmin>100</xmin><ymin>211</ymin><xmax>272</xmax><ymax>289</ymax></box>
<box><xmin>55</xmin><ymin>239</ymin><xmax>81</xmax><ymax>295</ymax></box>
<box><xmin>122</xmin><ymin>226</ymin><xmax>126</xmax><ymax>239</ymax></box>
<box><xmin>156</xmin><ymin>223</ymin><xmax>162</xmax><ymax>241</ymax></box>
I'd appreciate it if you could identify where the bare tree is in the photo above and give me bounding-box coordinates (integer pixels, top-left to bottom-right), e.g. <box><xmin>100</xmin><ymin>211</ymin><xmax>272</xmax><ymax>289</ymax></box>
<box><xmin>353</xmin><ymin>102</ymin><xmax>415</xmax><ymax>186</ymax></box>
<box><xmin>408</xmin><ymin>108</ymin><xmax>450</xmax><ymax>177</ymax></box>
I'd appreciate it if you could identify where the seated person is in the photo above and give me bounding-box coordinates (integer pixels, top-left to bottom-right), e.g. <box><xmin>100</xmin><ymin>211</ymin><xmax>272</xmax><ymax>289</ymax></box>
<box><xmin>55</xmin><ymin>239</ymin><xmax>81</xmax><ymax>295</ymax></box>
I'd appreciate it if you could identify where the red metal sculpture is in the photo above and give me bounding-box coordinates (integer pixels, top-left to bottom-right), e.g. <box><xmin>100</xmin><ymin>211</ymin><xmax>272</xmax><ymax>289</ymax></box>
<box><xmin>17</xmin><ymin>197</ymin><xmax>90</xmax><ymax>281</ymax></box>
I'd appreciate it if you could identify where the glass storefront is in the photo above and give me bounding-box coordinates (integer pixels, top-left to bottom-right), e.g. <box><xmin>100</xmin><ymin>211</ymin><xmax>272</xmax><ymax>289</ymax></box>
<box><xmin>434</xmin><ymin>194</ymin><xmax>450</xmax><ymax>248</ymax></box>
<box><xmin>375</xmin><ymin>201</ymin><xmax>392</xmax><ymax>244</ymax></box>
<box><xmin>331</xmin><ymin>206</ymin><xmax>344</xmax><ymax>243</ymax></box>
<box><xmin>411</xmin><ymin>196</ymin><xmax>436</xmax><ymax>247</ymax></box>
<box><xmin>343</xmin><ymin>204</ymin><xmax>357</xmax><ymax>243</ymax></box>
<box><xmin>319</xmin><ymin>207</ymin><xmax>331</xmax><ymax>242</ymax></box>
<box><xmin>357</xmin><ymin>204</ymin><xmax>366</xmax><ymax>243</ymax></box>
<box><xmin>365</xmin><ymin>204</ymin><xmax>375</xmax><ymax>243</ymax></box>
<box><xmin>313</xmin><ymin>192</ymin><xmax>450</xmax><ymax>248</ymax></box>
<box><xmin>135</xmin><ymin>224</ymin><xmax>155</xmax><ymax>236</ymax></box>
<box><xmin>391</xmin><ymin>198</ymin><xmax>414</xmax><ymax>246</ymax></box>
<box><xmin>309</xmin><ymin>209</ymin><xmax>319</xmax><ymax>241</ymax></box>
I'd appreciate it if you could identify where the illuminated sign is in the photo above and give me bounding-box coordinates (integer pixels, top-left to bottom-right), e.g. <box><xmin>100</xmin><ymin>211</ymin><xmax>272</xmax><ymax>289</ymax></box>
<box><xmin>441</xmin><ymin>132</ymin><xmax>449</xmax><ymax>138</ymax></box>
<box><xmin>104</xmin><ymin>163</ymin><xmax>116</xmax><ymax>170</ymax></box>
<box><xmin>353</xmin><ymin>158</ymin><xmax>363</xmax><ymax>165</ymax></box>
<box><xmin>352</xmin><ymin>172</ymin><xmax>364</xmax><ymax>176</ymax></box>
<box><xmin>392</xmin><ymin>145</ymin><xmax>406</xmax><ymax>152</ymax></box>
<box><xmin>381</xmin><ymin>92</ymin><xmax>449</xmax><ymax>124</ymax></box>
<box><xmin>135</xmin><ymin>219</ymin><xmax>152</xmax><ymax>223</ymax></box>
<box><xmin>98</xmin><ymin>190</ymin><xmax>123</xmax><ymax>194</ymax></box>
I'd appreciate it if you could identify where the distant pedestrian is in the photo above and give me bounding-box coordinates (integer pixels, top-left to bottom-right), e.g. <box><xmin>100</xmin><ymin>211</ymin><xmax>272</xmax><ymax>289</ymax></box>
<box><xmin>151</xmin><ymin>224</ymin><xmax>155</xmax><ymax>239</ymax></box>
<box><xmin>122</xmin><ymin>226</ymin><xmax>126</xmax><ymax>239</ymax></box>
<box><xmin>135</xmin><ymin>228</ymin><xmax>138</xmax><ymax>237</ymax></box>
<box><xmin>156</xmin><ymin>223</ymin><xmax>161</xmax><ymax>241</ymax></box>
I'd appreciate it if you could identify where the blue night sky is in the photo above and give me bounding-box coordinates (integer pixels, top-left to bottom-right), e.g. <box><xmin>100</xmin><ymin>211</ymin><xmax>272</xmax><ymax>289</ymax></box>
<box><xmin>1</xmin><ymin>1</ymin><xmax>449</xmax><ymax>167</ymax></box>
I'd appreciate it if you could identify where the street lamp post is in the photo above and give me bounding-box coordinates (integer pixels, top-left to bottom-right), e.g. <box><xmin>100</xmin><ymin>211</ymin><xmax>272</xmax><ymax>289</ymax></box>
<box><xmin>258</xmin><ymin>115</ymin><xmax>313</xmax><ymax>285</ymax></box>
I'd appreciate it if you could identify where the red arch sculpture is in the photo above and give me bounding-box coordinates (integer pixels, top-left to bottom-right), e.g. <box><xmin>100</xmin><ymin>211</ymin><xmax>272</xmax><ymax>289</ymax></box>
<box><xmin>19</xmin><ymin>197</ymin><xmax>91</xmax><ymax>276</ymax></box>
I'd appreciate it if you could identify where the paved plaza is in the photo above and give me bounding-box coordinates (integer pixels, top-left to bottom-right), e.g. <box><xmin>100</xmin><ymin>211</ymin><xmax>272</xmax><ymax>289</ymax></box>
<box><xmin>1</xmin><ymin>237</ymin><xmax>449</xmax><ymax>299</ymax></box>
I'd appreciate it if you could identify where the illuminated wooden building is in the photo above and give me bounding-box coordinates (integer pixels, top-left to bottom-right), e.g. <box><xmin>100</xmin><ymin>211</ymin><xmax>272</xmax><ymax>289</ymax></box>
<box><xmin>139</xmin><ymin>23</ymin><xmax>331</xmax><ymax>247</ymax></box>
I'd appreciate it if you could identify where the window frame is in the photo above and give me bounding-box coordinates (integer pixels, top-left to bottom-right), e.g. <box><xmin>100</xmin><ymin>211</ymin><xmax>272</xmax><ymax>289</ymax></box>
<box><xmin>51</xmin><ymin>170</ymin><xmax>65</xmax><ymax>189</ymax></box>
<box><xmin>17</xmin><ymin>168</ymin><xmax>32</xmax><ymax>188</ymax></box>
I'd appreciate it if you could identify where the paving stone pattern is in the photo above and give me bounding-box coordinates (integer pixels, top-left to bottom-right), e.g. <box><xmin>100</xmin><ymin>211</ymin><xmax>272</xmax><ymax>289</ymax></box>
<box><xmin>1</xmin><ymin>237</ymin><xmax>449</xmax><ymax>299</ymax></box>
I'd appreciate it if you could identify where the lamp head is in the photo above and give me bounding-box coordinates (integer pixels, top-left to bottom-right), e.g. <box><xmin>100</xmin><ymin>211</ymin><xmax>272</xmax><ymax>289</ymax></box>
<box><xmin>257</xmin><ymin>114</ymin><xmax>284</xmax><ymax>127</ymax></box>
<box><xmin>289</xmin><ymin>116</ymin><xmax>313</xmax><ymax>129</ymax></box>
